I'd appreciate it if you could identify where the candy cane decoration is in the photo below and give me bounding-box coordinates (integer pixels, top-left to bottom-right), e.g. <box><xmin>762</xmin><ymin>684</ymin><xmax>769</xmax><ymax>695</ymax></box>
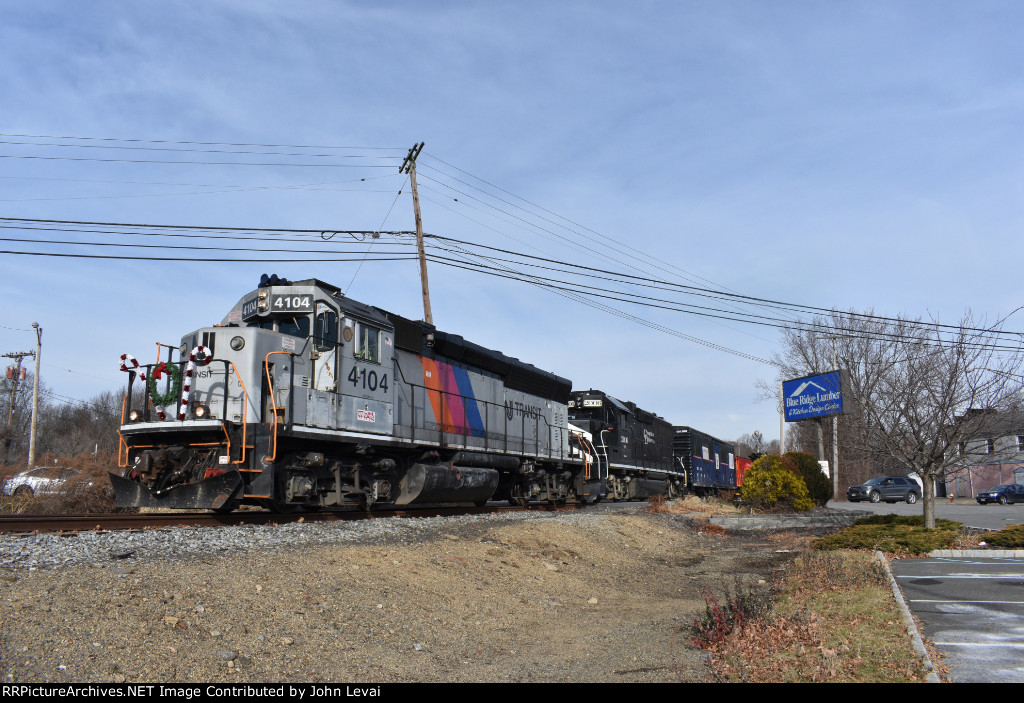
<box><xmin>120</xmin><ymin>353</ymin><xmax>170</xmax><ymax>420</ymax></box>
<box><xmin>178</xmin><ymin>345</ymin><xmax>214</xmax><ymax>420</ymax></box>
<box><xmin>118</xmin><ymin>353</ymin><xmax>147</xmax><ymax>381</ymax></box>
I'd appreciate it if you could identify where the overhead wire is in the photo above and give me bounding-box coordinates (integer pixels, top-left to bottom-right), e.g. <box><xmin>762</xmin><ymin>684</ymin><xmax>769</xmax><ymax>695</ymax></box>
<box><xmin>1</xmin><ymin>133</ymin><xmax>1020</xmax><ymax>365</ymax></box>
<box><xmin>418</xmin><ymin>155</ymin><xmax>802</xmax><ymax>330</ymax></box>
<box><xmin>0</xmin><ymin>132</ymin><xmax>406</xmax><ymax>151</ymax></box>
<box><xmin>345</xmin><ymin>173</ymin><xmax>410</xmax><ymax>295</ymax></box>
<box><xmin>0</xmin><ymin>154</ymin><xmax>401</xmax><ymax>168</ymax></box>
<box><xmin>1</xmin><ymin>215</ymin><xmax>1021</xmax><ymax>350</ymax></box>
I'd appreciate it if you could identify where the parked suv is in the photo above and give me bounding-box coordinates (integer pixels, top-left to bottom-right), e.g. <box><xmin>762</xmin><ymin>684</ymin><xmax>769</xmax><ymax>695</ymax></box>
<box><xmin>976</xmin><ymin>484</ymin><xmax>1024</xmax><ymax>505</ymax></box>
<box><xmin>847</xmin><ymin>476</ymin><xmax>922</xmax><ymax>504</ymax></box>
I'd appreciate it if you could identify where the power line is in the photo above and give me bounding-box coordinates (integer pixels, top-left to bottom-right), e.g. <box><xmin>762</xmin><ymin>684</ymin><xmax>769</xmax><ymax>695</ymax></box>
<box><xmin>2</xmin><ymin>214</ymin><xmax>1021</xmax><ymax>348</ymax></box>
<box><xmin>0</xmin><ymin>138</ymin><xmax>405</xmax><ymax>160</ymax></box>
<box><xmin>0</xmin><ymin>154</ymin><xmax>400</xmax><ymax>168</ymax></box>
<box><xmin>419</xmin><ymin>155</ymin><xmax>794</xmax><ymax>328</ymax></box>
<box><xmin>0</xmin><ymin>250</ymin><xmax>419</xmax><ymax>263</ymax></box>
<box><xmin>0</xmin><ymin>132</ymin><xmax>406</xmax><ymax>151</ymax></box>
<box><xmin>0</xmin><ymin>216</ymin><xmax>412</xmax><ymax>236</ymax></box>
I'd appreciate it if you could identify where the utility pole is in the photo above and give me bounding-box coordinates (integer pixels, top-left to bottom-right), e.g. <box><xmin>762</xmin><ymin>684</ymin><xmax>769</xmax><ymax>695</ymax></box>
<box><xmin>832</xmin><ymin>342</ymin><xmax>840</xmax><ymax>500</ymax></box>
<box><xmin>2</xmin><ymin>350</ymin><xmax>34</xmax><ymax>464</ymax></box>
<box><xmin>779</xmin><ymin>383</ymin><xmax>784</xmax><ymax>454</ymax></box>
<box><xmin>400</xmin><ymin>142</ymin><xmax>433</xmax><ymax>325</ymax></box>
<box><xmin>28</xmin><ymin>322</ymin><xmax>41</xmax><ymax>469</ymax></box>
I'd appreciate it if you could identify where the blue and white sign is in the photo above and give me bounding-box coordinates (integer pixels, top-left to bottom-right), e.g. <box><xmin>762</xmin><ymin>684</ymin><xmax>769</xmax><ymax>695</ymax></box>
<box><xmin>783</xmin><ymin>370</ymin><xmax>845</xmax><ymax>422</ymax></box>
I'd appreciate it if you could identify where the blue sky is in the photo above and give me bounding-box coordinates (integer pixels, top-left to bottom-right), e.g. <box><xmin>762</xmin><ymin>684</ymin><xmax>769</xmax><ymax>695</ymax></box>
<box><xmin>1</xmin><ymin>1</ymin><xmax>1022</xmax><ymax>445</ymax></box>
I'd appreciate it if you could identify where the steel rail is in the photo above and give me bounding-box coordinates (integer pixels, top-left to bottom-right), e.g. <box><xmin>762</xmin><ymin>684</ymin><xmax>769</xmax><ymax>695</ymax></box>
<box><xmin>0</xmin><ymin>501</ymin><xmax>584</xmax><ymax>535</ymax></box>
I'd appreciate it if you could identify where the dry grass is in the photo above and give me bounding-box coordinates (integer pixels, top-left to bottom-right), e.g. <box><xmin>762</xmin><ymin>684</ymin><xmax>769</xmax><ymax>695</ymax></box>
<box><xmin>698</xmin><ymin>550</ymin><xmax>946</xmax><ymax>682</ymax></box>
<box><xmin>647</xmin><ymin>494</ymin><xmax>743</xmax><ymax>517</ymax></box>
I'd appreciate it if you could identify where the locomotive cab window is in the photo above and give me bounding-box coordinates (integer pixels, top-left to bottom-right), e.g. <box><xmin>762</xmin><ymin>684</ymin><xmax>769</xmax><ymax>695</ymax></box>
<box><xmin>354</xmin><ymin>322</ymin><xmax>381</xmax><ymax>363</ymax></box>
<box><xmin>251</xmin><ymin>316</ymin><xmax>311</xmax><ymax>338</ymax></box>
<box><xmin>277</xmin><ymin>315</ymin><xmax>311</xmax><ymax>339</ymax></box>
<box><xmin>313</xmin><ymin>305</ymin><xmax>338</xmax><ymax>351</ymax></box>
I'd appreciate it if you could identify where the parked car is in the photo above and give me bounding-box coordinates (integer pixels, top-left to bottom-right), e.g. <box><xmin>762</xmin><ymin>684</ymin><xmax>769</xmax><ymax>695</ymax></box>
<box><xmin>1</xmin><ymin>466</ymin><xmax>92</xmax><ymax>498</ymax></box>
<box><xmin>976</xmin><ymin>484</ymin><xmax>1024</xmax><ymax>505</ymax></box>
<box><xmin>847</xmin><ymin>476</ymin><xmax>922</xmax><ymax>504</ymax></box>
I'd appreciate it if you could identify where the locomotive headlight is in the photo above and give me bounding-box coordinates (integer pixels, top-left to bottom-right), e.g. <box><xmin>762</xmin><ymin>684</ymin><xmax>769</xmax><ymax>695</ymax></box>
<box><xmin>193</xmin><ymin>403</ymin><xmax>210</xmax><ymax>419</ymax></box>
<box><xmin>128</xmin><ymin>409</ymin><xmax>142</xmax><ymax>422</ymax></box>
<box><xmin>230</xmin><ymin>336</ymin><xmax>245</xmax><ymax>351</ymax></box>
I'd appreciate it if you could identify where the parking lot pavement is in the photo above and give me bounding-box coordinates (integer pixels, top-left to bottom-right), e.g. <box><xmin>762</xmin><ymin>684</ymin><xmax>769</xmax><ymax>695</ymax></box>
<box><xmin>890</xmin><ymin>556</ymin><xmax>1024</xmax><ymax>683</ymax></box>
<box><xmin>827</xmin><ymin>499</ymin><xmax>1024</xmax><ymax>531</ymax></box>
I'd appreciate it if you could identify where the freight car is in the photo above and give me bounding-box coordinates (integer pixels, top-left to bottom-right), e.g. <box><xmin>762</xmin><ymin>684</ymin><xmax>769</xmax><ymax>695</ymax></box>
<box><xmin>672</xmin><ymin>426</ymin><xmax>737</xmax><ymax>495</ymax></box>
<box><xmin>112</xmin><ymin>276</ymin><xmax>604</xmax><ymax>512</ymax></box>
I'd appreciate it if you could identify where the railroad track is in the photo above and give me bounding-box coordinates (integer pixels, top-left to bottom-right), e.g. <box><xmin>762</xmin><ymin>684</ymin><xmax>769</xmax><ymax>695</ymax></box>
<box><xmin>0</xmin><ymin>501</ymin><xmax>583</xmax><ymax>534</ymax></box>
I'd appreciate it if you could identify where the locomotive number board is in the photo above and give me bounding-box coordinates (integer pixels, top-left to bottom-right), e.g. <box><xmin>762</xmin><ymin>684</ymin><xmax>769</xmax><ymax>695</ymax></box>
<box><xmin>269</xmin><ymin>295</ymin><xmax>313</xmax><ymax>313</ymax></box>
<box><xmin>241</xmin><ymin>294</ymin><xmax>314</xmax><ymax>320</ymax></box>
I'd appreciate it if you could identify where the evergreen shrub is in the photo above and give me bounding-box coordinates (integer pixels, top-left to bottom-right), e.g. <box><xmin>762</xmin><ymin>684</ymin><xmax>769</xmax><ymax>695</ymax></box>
<box><xmin>985</xmin><ymin>524</ymin><xmax>1024</xmax><ymax>548</ymax></box>
<box><xmin>740</xmin><ymin>455</ymin><xmax>815</xmax><ymax>512</ymax></box>
<box><xmin>783</xmin><ymin>451</ymin><xmax>834</xmax><ymax>505</ymax></box>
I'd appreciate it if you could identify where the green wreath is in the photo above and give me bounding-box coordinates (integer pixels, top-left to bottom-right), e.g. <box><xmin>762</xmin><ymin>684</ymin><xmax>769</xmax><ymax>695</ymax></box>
<box><xmin>147</xmin><ymin>362</ymin><xmax>182</xmax><ymax>407</ymax></box>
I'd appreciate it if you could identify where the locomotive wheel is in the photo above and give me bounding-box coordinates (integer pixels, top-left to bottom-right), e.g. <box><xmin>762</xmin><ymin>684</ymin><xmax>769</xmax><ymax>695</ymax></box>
<box><xmin>509</xmin><ymin>485</ymin><xmax>528</xmax><ymax>507</ymax></box>
<box><xmin>556</xmin><ymin>484</ymin><xmax>576</xmax><ymax>506</ymax></box>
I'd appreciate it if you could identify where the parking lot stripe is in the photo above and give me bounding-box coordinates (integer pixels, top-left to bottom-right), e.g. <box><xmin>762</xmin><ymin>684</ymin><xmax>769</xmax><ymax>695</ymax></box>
<box><xmin>932</xmin><ymin>642</ymin><xmax>1024</xmax><ymax>648</ymax></box>
<box><xmin>895</xmin><ymin>574</ymin><xmax>1023</xmax><ymax>579</ymax></box>
<box><xmin>908</xmin><ymin>599</ymin><xmax>1024</xmax><ymax>605</ymax></box>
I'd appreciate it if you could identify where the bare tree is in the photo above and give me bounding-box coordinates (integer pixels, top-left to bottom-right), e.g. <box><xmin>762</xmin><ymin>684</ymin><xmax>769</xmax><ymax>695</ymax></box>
<box><xmin>735</xmin><ymin>430</ymin><xmax>780</xmax><ymax>458</ymax></box>
<box><xmin>764</xmin><ymin>310</ymin><xmax>1024</xmax><ymax>528</ymax></box>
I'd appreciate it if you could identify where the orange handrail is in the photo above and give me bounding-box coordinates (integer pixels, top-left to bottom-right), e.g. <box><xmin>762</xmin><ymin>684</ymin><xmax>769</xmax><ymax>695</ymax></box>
<box><xmin>227</xmin><ymin>360</ymin><xmax>250</xmax><ymax>466</ymax></box>
<box><xmin>263</xmin><ymin>351</ymin><xmax>290</xmax><ymax>463</ymax></box>
<box><xmin>117</xmin><ymin>391</ymin><xmax>130</xmax><ymax>467</ymax></box>
<box><xmin>571</xmin><ymin>431</ymin><xmax>593</xmax><ymax>480</ymax></box>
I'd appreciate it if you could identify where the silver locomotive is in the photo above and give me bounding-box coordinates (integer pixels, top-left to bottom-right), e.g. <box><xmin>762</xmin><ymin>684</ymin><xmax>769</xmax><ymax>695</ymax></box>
<box><xmin>113</xmin><ymin>276</ymin><xmax>590</xmax><ymax>511</ymax></box>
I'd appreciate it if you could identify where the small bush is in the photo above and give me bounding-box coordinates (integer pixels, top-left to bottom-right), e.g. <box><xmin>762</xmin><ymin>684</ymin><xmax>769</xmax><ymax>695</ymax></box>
<box><xmin>741</xmin><ymin>455</ymin><xmax>815</xmax><ymax>512</ymax></box>
<box><xmin>783</xmin><ymin>452</ymin><xmax>834</xmax><ymax>505</ymax></box>
<box><xmin>692</xmin><ymin>586</ymin><xmax>772</xmax><ymax>649</ymax></box>
<box><xmin>814</xmin><ymin>524</ymin><xmax>958</xmax><ymax>554</ymax></box>
<box><xmin>854</xmin><ymin>514</ymin><xmax>962</xmax><ymax>530</ymax></box>
<box><xmin>984</xmin><ymin>524</ymin><xmax>1024</xmax><ymax>548</ymax></box>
